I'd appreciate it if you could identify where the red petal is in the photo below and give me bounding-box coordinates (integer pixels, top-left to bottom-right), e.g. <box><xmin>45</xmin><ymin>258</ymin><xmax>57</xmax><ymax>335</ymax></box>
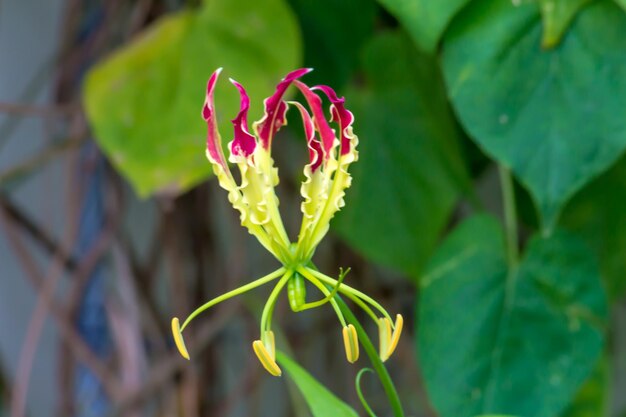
<box><xmin>202</xmin><ymin>68</ymin><xmax>228</xmax><ymax>169</ymax></box>
<box><xmin>313</xmin><ymin>85</ymin><xmax>354</xmax><ymax>156</ymax></box>
<box><xmin>229</xmin><ymin>79</ymin><xmax>257</xmax><ymax>158</ymax></box>
<box><xmin>290</xmin><ymin>101</ymin><xmax>323</xmax><ymax>172</ymax></box>
<box><xmin>255</xmin><ymin>68</ymin><xmax>313</xmax><ymax>149</ymax></box>
<box><xmin>294</xmin><ymin>81</ymin><xmax>336</xmax><ymax>158</ymax></box>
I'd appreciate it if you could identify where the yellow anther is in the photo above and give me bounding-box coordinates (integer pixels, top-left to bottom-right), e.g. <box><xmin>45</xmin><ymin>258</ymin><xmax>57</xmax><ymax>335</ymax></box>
<box><xmin>386</xmin><ymin>314</ymin><xmax>403</xmax><ymax>360</ymax></box>
<box><xmin>378</xmin><ymin>317</ymin><xmax>392</xmax><ymax>362</ymax></box>
<box><xmin>253</xmin><ymin>339</ymin><xmax>282</xmax><ymax>377</ymax></box>
<box><xmin>342</xmin><ymin>324</ymin><xmax>359</xmax><ymax>363</ymax></box>
<box><xmin>171</xmin><ymin>317</ymin><xmax>190</xmax><ymax>360</ymax></box>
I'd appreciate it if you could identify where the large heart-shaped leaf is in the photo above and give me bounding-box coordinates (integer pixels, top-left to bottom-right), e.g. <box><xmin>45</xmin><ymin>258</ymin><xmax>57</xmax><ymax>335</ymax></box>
<box><xmin>84</xmin><ymin>0</ymin><xmax>301</xmax><ymax>197</ymax></box>
<box><xmin>276</xmin><ymin>351</ymin><xmax>359</xmax><ymax>417</ymax></box>
<box><xmin>442</xmin><ymin>0</ymin><xmax>626</xmax><ymax>230</ymax></box>
<box><xmin>376</xmin><ymin>0</ymin><xmax>472</xmax><ymax>52</ymax></box>
<box><xmin>418</xmin><ymin>215</ymin><xmax>607</xmax><ymax>417</ymax></box>
<box><xmin>333</xmin><ymin>31</ymin><xmax>470</xmax><ymax>278</ymax></box>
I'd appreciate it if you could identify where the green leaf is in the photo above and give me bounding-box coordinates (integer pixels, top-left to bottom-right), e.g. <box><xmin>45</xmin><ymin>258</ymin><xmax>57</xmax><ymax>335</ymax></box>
<box><xmin>276</xmin><ymin>351</ymin><xmax>359</xmax><ymax>417</ymax></box>
<box><xmin>615</xmin><ymin>0</ymin><xmax>626</xmax><ymax>11</ymax></box>
<box><xmin>442</xmin><ymin>0</ymin><xmax>626</xmax><ymax>230</ymax></box>
<box><xmin>474</xmin><ymin>415</ymin><xmax>519</xmax><ymax>417</ymax></box>
<box><xmin>288</xmin><ymin>0</ymin><xmax>376</xmax><ymax>89</ymax></box>
<box><xmin>561</xmin><ymin>154</ymin><xmax>626</xmax><ymax>299</ymax></box>
<box><xmin>84</xmin><ymin>0</ymin><xmax>301</xmax><ymax>197</ymax></box>
<box><xmin>376</xmin><ymin>0</ymin><xmax>472</xmax><ymax>52</ymax></box>
<box><xmin>539</xmin><ymin>0</ymin><xmax>591</xmax><ymax>48</ymax></box>
<box><xmin>418</xmin><ymin>215</ymin><xmax>608</xmax><ymax>417</ymax></box>
<box><xmin>561</xmin><ymin>356</ymin><xmax>609</xmax><ymax>417</ymax></box>
<box><xmin>333</xmin><ymin>31</ymin><xmax>470</xmax><ymax>278</ymax></box>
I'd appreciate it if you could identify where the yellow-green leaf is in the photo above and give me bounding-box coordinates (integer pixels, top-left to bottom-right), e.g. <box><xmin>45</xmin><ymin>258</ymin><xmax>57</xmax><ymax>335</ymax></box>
<box><xmin>84</xmin><ymin>0</ymin><xmax>301</xmax><ymax>197</ymax></box>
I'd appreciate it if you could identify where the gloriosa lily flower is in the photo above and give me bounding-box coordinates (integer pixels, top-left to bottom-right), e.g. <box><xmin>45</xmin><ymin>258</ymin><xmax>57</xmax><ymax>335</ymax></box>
<box><xmin>171</xmin><ymin>68</ymin><xmax>403</xmax><ymax>376</ymax></box>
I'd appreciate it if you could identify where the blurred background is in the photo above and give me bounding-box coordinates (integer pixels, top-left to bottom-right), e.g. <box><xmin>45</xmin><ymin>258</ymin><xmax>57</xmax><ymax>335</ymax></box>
<box><xmin>1</xmin><ymin>0</ymin><xmax>625</xmax><ymax>417</ymax></box>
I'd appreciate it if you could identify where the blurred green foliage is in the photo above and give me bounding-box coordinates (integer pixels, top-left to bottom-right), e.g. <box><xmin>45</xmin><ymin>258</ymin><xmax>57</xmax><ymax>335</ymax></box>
<box><xmin>82</xmin><ymin>0</ymin><xmax>626</xmax><ymax>416</ymax></box>
<box><xmin>84</xmin><ymin>0</ymin><xmax>301</xmax><ymax>196</ymax></box>
<box><xmin>418</xmin><ymin>215</ymin><xmax>607</xmax><ymax>417</ymax></box>
<box><xmin>442</xmin><ymin>0</ymin><xmax>626</xmax><ymax>231</ymax></box>
<box><xmin>335</xmin><ymin>31</ymin><xmax>469</xmax><ymax>277</ymax></box>
<box><xmin>277</xmin><ymin>352</ymin><xmax>359</xmax><ymax>417</ymax></box>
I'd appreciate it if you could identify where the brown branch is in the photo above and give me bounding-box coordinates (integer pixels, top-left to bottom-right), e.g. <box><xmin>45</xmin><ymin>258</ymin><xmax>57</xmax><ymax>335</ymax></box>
<box><xmin>0</xmin><ymin>136</ymin><xmax>85</xmax><ymax>186</ymax></box>
<box><xmin>0</xmin><ymin>194</ymin><xmax>78</xmax><ymax>271</ymax></box>
<box><xmin>107</xmin><ymin>303</ymin><xmax>239</xmax><ymax>417</ymax></box>
<box><xmin>0</xmin><ymin>102</ymin><xmax>77</xmax><ymax>117</ymax></box>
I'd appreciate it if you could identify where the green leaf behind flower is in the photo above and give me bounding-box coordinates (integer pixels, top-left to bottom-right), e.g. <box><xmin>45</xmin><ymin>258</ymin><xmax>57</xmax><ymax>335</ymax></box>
<box><xmin>83</xmin><ymin>0</ymin><xmax>301</xmax><ymax>197</ymax></box>
<box><xmin>418</xmin><ymin>215</ymin><xmax>608</xmax><ymax>417</ymax></box>
<box><xmin>442</xmin><ymin>0</ymin><xmax>626</xmax><ymax>231</ymax></box>
<box><xmin>561</xmin><ymin>154</ymin><xmax>626</xmax><ymax>300</ymax></box>
<box><xmin>276</xmin><ymin>351</ymin><xmax>359</xmax><ymax>417</ymax></box>
<box><xmin>376</xmin><ymin>0</ymin><xmax>472</xmax><ymax>52</ymax></box>
<box><xmin>561</xmin><ymin>356</ymin><xmax>609</xmax><ymax>417</ymax></box>
<box><xmin>334</xmin><ymin>31</ymin><xmax>470</xmax><ymax>278</ymax></box>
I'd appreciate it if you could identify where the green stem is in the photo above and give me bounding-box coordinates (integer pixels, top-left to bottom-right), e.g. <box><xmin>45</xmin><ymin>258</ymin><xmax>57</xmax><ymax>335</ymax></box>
<box><xmin>262</xmin><ymin>270</ymin><xmax>293</xmax><ymax>332</ymax></box>
<box><xmin>337</xmin><ymin>298</ymin><xmax>405</xmax><ymax>417</ymax></box>
<box><xmin>293</xmin><ymin>268</ymin><xmax>347</xmax><ymax>311</ymax></box>
<box><xmin>307</xmin><ymin>269</ymin><xmax>393</xmax><ymax>323</ymax></box>
<box><xmin>181</xmin><ymin>267</ymin><xmax>285</xmax><ymax>330</ymax></box>
<box><xmin>306</xmin><ymin>263</ymin><xmax>405</xmax><ymax>417</ymax></box>
<box><xmin>498</xmin><ymin>165</ymin><xmax>519</xmax><ymax>267</ymax></box>
<box><xmin>300</xmin><ymin>271</ymin><xmax>346</xmax><ymax>327</ymax></box>
<box><xmin>355</xmin><ymin>369</ymin><xmax>378</xmax><ymax>417</ymax></box>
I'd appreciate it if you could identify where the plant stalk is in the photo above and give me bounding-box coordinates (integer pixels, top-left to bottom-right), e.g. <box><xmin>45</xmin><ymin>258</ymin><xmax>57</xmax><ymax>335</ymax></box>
<box><xmin>498</xmin><ymin>165</ymin><xmax>519</xmax><ymax>266</ymax></box>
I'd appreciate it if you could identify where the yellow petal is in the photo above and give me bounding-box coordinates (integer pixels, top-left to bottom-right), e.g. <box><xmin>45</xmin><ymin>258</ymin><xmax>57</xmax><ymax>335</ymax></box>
<box><xmin>171</xmin><ymin>317</ymin><xmax>190</xmax><ymax>360</ymax></box>
<box><xmin>386</xmin><ymin>314</ymin><xmax>404</xmax><ymax>360</ymax></box>
<box><xmin>342</xmin><ymin>324</ymin><xmax>359</xmax><ymax>363</ymax></box>
<box><xmin>378</xmin><ymin>317</ymin><xmax>392</xmax><ymax>362</ymax></box>
<box><xmin>253</xmin><ymin>340</ymin><xmax>282</xmax><ymax>376</ymax></box>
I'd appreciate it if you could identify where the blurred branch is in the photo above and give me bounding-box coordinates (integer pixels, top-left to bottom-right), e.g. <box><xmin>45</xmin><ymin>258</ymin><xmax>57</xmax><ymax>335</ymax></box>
<box><xmin>0</xmin><ymin>202</ymin><xmax>121</xmax><ymax>398</ymax></box>
<box><xmin>0</xmin><ymin>102</ymin><xmax>77</xmax><ymax>118</ymax></box>
<box><xmin>0</xmin><ymin>137</ymin><xmax>85</xmax><ymax>188</ymax></box>
<box><xmin>0</xmin><ymin>194</ymin><xmax>77</xmax><ymax>270</ymax></box>
<box><xmin>108</xmin><ymin>302</ymin><xmax>239</xmax><ymax>417</ymax></box>
<box><xmin>0</xmin><ymin>56</ymin><xmax>56</xmax><ymax>151</ymax></box>
<box><xmin>0</xmin><ymin>153</ymin><xmax>125</xmax><ymax>412</ymax></box>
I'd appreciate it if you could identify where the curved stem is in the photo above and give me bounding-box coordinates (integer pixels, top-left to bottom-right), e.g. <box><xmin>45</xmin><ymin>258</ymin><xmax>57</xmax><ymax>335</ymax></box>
<box><xmin>498</xmin><ymin>165</ymin><xmax>519</xmax><ymax>267</ymax></box>
<box><xmin>181</xmin><ymin>267</ymin><xmax>285</xmax><ymax>331</ymax></box>
<box><xmin>356</xmin><ymin>369</ymin><xmax>378</xmax><ymax>417</ymax></box>
<box><xmin>340</xmin><ymin>290</ymin><xmax>379</xmax><ymax>324</ymax></box>
<box><xmin>297</xmin><ymin>267</ymin><xmax>346</xmax><ymax>327</ymax></box>
<box><xmin>306</xmin><ymin>268</ymin><xmax>393</xmax><ymax>323</ymax></box>
<box><xmin>293</xmin><ymin>267</ymin><xmax>347</xmax><ymax>311</ymax></box>
<box><xmin>306</xmin><ymin>263</ymin><xmax>405</xmax><ymax>417</ymax></box>
<box><xmin>261</xmin><ymin>270</ymin><xmax>293</xmax><ymax>333</ymax></box>
<box><xmin>337</xmin><ymin>297</ymin><xmax>405</xmax><ymax>417</ymax></box>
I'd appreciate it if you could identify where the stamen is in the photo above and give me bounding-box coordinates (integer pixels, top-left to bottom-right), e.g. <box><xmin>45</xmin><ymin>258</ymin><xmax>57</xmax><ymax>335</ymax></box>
<box><xmin>386</xmin><ymin>314</ymin><xmax>404</xmax><ymax>360</ymax></box>
<box><xmin>378</xmin><ymin>317</ymin><xmax>392</xmax><ymax>362</ymax></box>
<box><xmin>263</xmin><ymin>330</ymin><xmax>276</xmax><ymax>359</ymax></box>
<box><xmin>296</xmin><ymin>266</ymin><xmax>346</xmax><ymax>327</ymax></box>
<box><xmin>253</xmin><ymin>340</ymin><xmax>282</xmax><ymax>376</ymax></box>
<box><xmin>342</xmin><ymin>324</ymin><xmax>359</xmax><ymax>363</ymax></box>
<box><xmin>181</xmin><ymin>267</ymin><xmax>285</xmax><ymax>331</ymax></box>
<box><xmin>171</xmin><ymin>317</ymin><xmax>190</xmax><ymax>360</ymax></box>
<box><xmin>305</xmin><ymin>268</ymin><xmax>393</xmax><ymax>323</ymax></box>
